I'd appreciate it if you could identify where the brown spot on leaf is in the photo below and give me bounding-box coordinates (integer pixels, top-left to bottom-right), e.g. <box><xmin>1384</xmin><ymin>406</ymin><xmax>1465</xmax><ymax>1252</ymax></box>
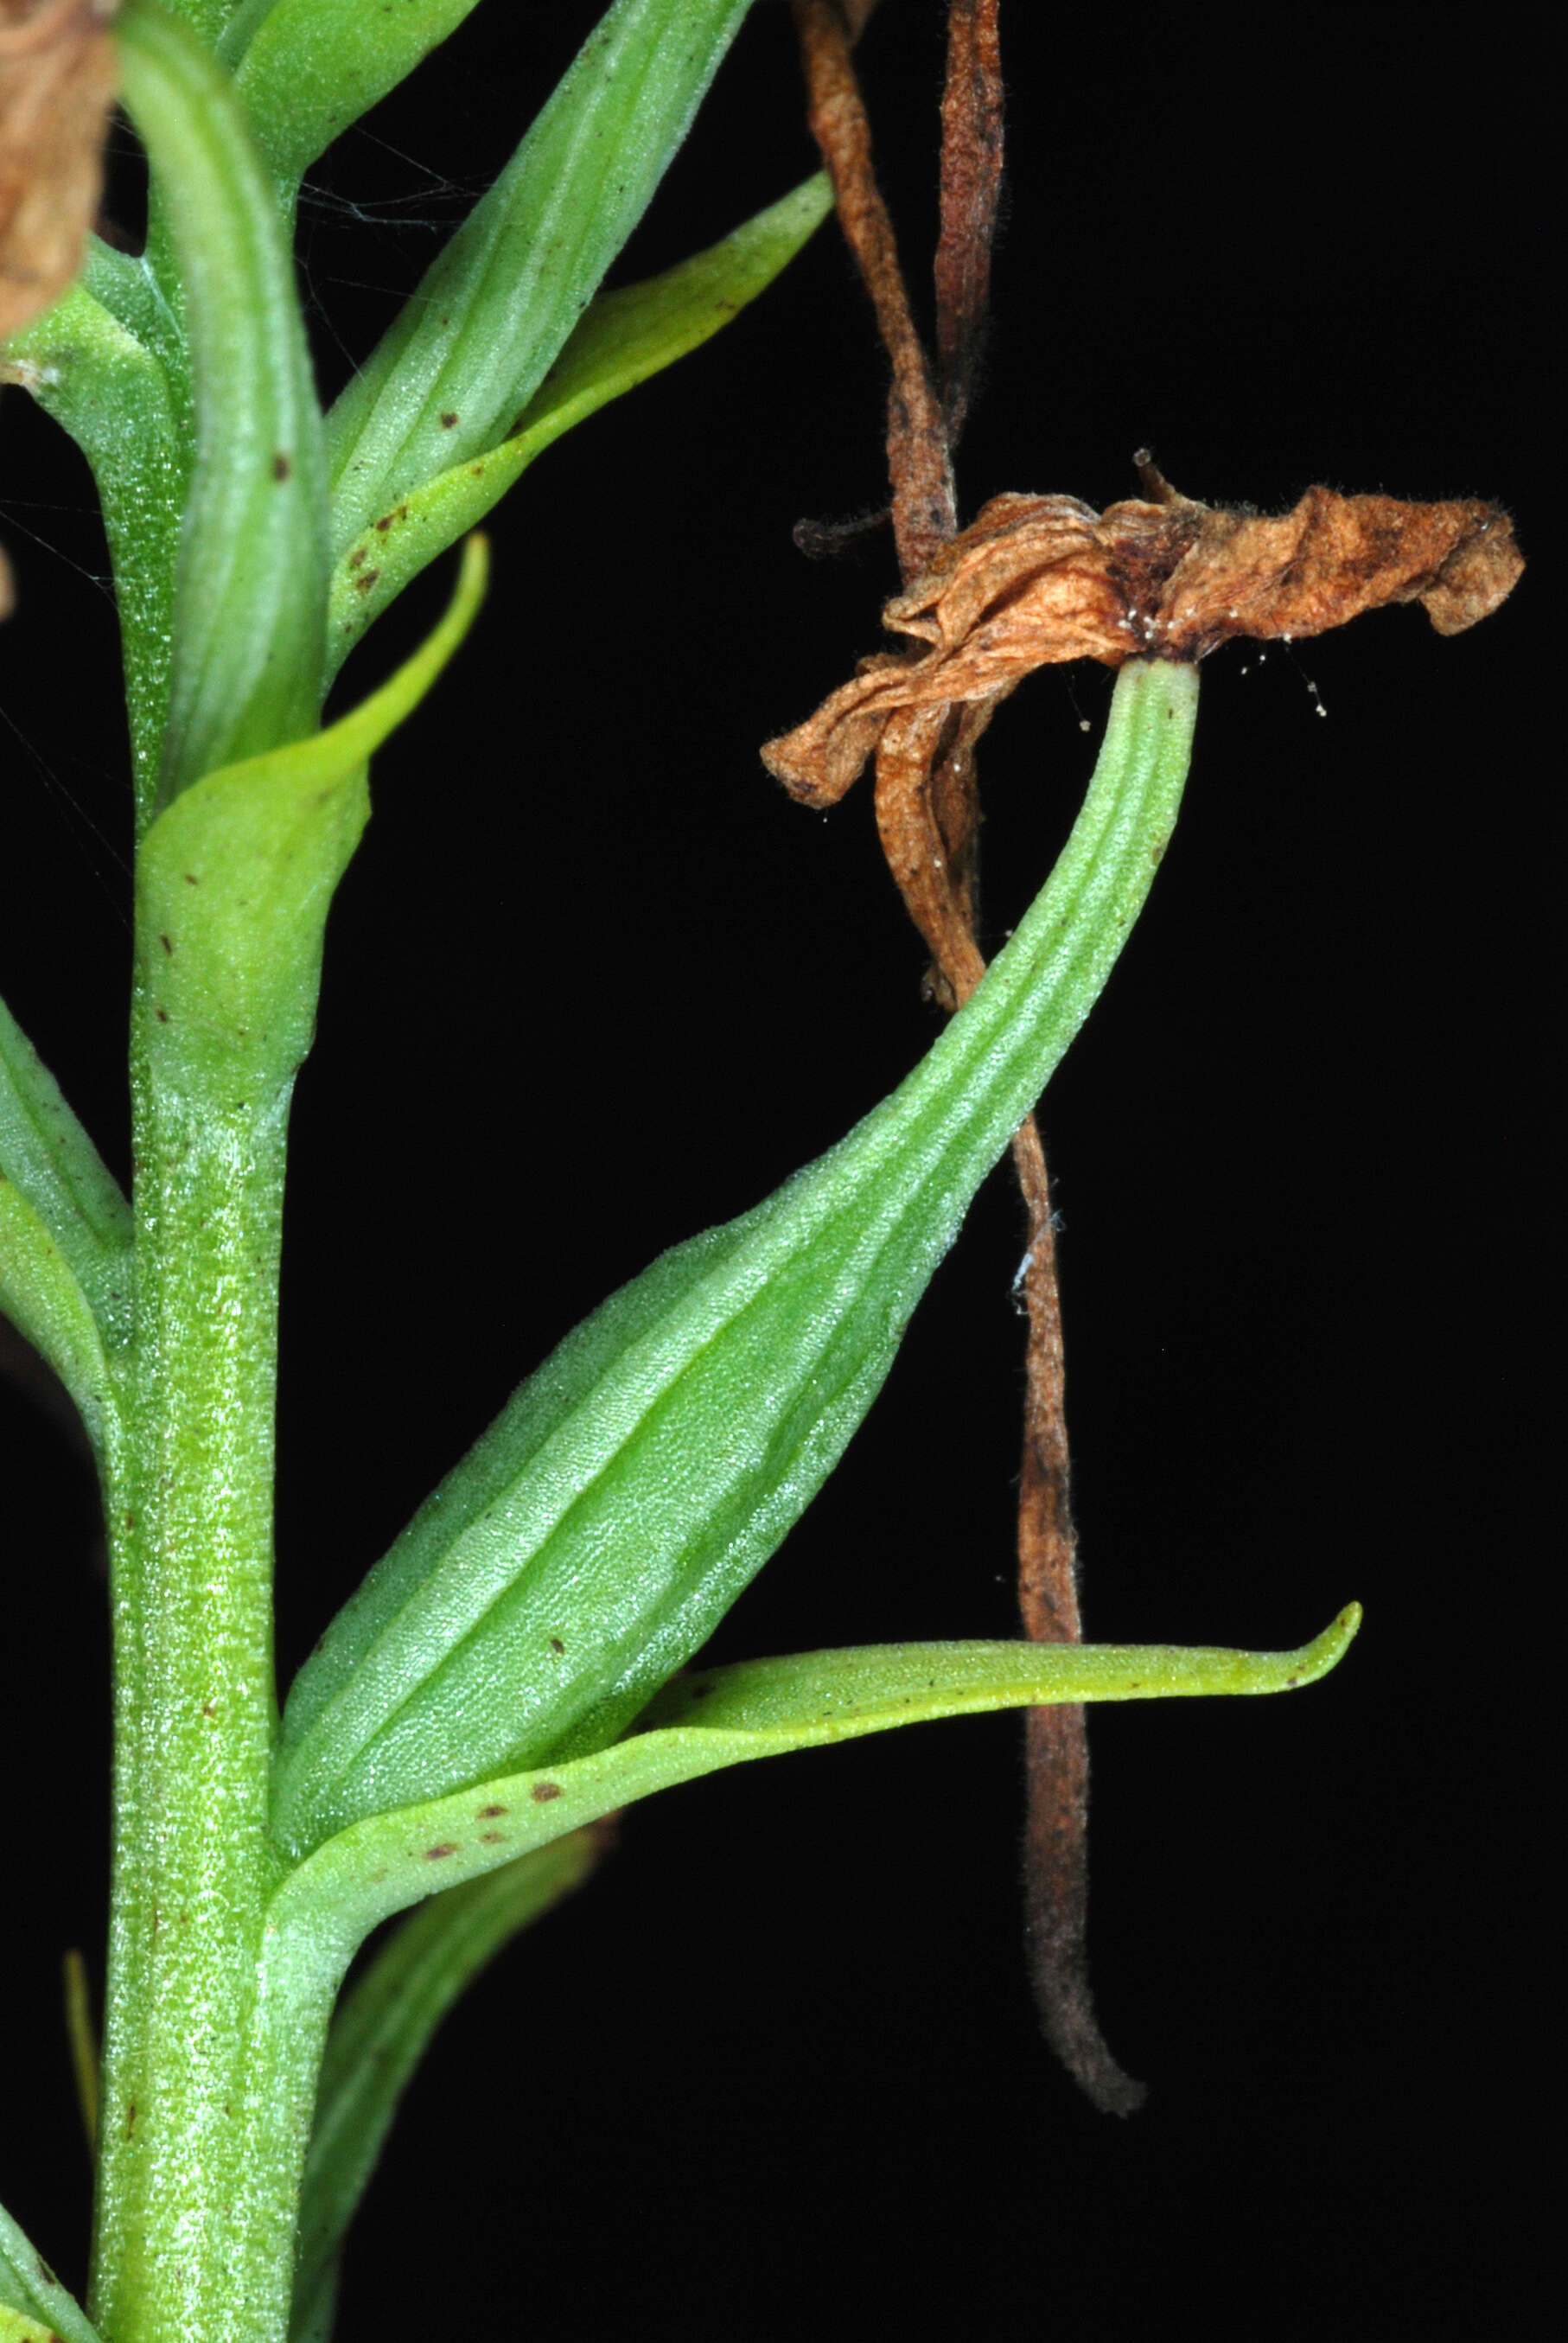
<box><xmin>271</xmin><ymin>451</ymin><xmax>291</xmax><ymax>482</ymax></box>
<box><xmin>124</xmin><ymin>2097</ymin><xmax>135</xmax><ymax>2136</ymax></box>
<box><xmin>480</xmin><ymin>1830</ymin><xmax>506</xmax><ymax>1844</ymax></box>
<box><xmin>354</xmin><ymin>567</ymin><xmax>380</xmax><ymax>593</ymax></box>
<box><xmin>762</xmin><ymin>479</ymin><xmax>1522</xmax><ymax>808</ymax></box>
<box><xmin>548</xmin><ymin>1636</ymin><xmax>564</xmax><ymax>1655</ymax></box>
<box><xmin>476</xmin><ymin>1804</ymin><xmax>507</xmax><ymax>1819</ymax></box>
<box><xmin>159</xmin><ymin>931</ymin><xmax>172</xmax><ymax>954</ymax></box>
<box><xmin>424</xmin><ymin>1842</ymin><xmax>457</xmax><ymax>1860</ymax></box>
<box><xmin>439</xmin><ymin>410</ymin><xmax>458</xmax><ymax>428</ymax></box>
<box><xmin>530</xmin><ymin>1781</ymin><xmax>563</xmax><ymax>1804</ymax></box>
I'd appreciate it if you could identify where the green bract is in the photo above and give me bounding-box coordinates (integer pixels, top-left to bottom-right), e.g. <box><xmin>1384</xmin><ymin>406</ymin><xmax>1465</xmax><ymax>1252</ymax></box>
<box><xmin>137</xmin><ymin>534</ymin><xmax>488</xmax><ymax>1100</ymax></box>
<box><xmin>271</xmin><ymin>659</ymin><xmax>1205</xmax><ymax>1857</ymax></box>
<box><xmin>229</xmin><ymin>0</ymin><xmax>486</xmax><ymax>191</ymax></box>
<box><xmin>0</xmin><ymin>994</ymin><xmax>131</xmax><ymax>1420</ymax></box>
<box><xmin>271</xmin><ymin>1610</ymin><xmax>1361</xmax><ymax>1957</ymax></box>
<box><xmin>290</xmin><ymin>1833</ymin><xmax>607</xmax><ymax>2341</ymax></box>
<box><xmin>323</xmin><ymin>0</ymin><xmax>755</xmax><ymax>553</ymax></box>
<box><xmin>0</xmin><ymin>2199</ymin><xmax>101</xmax><ymax>2343</ymax></box>
<box><xmin>118</xmin><ymin>0</ymin><xmax>329</xmax><ymax>806</ymax></box>
<box><xmin>326</xmin><ymin>172</ymin><xmax>832</xmax><ymax>671</ymax></box>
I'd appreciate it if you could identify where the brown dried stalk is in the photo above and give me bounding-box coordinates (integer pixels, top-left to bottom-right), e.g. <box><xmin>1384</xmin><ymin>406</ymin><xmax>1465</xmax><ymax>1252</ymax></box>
<box><xmin>934</xmin><ymin>0</ymin><xmax>1003</xmax><ymax>443</ymax></box>
<box><xmin>791</xmin><ymin>0</ymin><xmax>954</xmax><ymax>580</ymax></box>
<box><xmin>787</xmin><ymin>0</ymin><xmax>1148</xmax><ymax>2114</ymax></box>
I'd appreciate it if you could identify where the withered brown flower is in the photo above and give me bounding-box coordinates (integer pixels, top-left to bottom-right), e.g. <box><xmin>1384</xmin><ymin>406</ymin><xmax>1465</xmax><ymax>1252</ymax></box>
<box><xmin>0</xmin><ymin>0</ymin><xmax>119</xmax><ymax>345</ymax></box>
<box><xmin>763</xmin><ymin>477</ymin><xmax>1524</xmax><ymax>808</ymax></box>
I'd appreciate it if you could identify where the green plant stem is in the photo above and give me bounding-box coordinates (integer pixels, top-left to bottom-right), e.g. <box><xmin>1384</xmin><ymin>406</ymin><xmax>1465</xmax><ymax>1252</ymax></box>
<box><xmin>80</xmin><ymin>544</ymin><xmax>489</xmax><ymax>2343</ymax></box>
<box><xmin>87</xmin><ymin>1063</ymin><xmax>289</xmax><ymax>2341</ymax></box>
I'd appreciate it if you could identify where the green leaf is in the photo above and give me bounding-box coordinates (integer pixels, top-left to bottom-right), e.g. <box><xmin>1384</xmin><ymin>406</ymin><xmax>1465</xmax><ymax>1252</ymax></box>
<box><xmin>273</xmin><ymin>1611</ymin><xmax>1361</xmax><ymax>1950</ymax></box>
<box><xmin>271</xmin><ymin>659</ymin><xmax>1199</xmax><ymax>1858</ymax></box>
<box><xmin>325</xmin><ymin>174</ymin><xmax>832</xmax><ymax>677</ymax></box>
<box><xmin>0</xmin><ymin>996</ymin><xmax>131</xmax><ymax>1348</ymax></box>
<box><xmin>290</xmin><ymin>1831</ymin><xmax>606</xmax><ymax>2340</ymax></box>
<box><xmin>137</xmin><ymin>536</ymin><xmax>487</xmax><ymax>1098</ymax></box>
<box><xmin>324</xmin><ymin>0</ymin><xmax>754</xmax><ymax>557</ymax></box>
<box><xmin>0</xmin><ymin>2201</ymin><xmax>99</xmax><ymax>2343</ymax></box>
<box><xmin>231</xmin><ymin>0</ymin><xmax>484</xmax><ymax>191</ymax></box>
<box><xmin>0</xmin><ymin>1180</ymin><xmax>118</xmax><ymax>1457</ymax></box>
<box><xmin>0</xmin><ymin>995</ymin><xmax>129</xmax><ymax>1446</ymax></box>
<box><xmin>116</xmin><ymin>0</ymin><xmax>328</xmax><ymax>808</ymax></box>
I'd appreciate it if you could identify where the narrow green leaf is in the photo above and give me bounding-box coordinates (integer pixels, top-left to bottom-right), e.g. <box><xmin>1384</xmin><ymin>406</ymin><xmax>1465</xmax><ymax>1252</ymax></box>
<box><xmin>0</xmin><ymin>996</ymin><xmax>131</xmax><ymax>1348</ymax></box>
<box><xmin>290</xmin><ymin>1831</ymin><xmax>606</xmax><ymax>2340</ymax></box>
<box><xmin>271</xmin><ymin>660</ymin><xmax>1199</xmax><ymax>1856</ymax></box>
<box><xmin>117</xmin><ymin>0</ymin><xmax>328</xmax><ymax>808</ymax></box>
<box><xmin>0</xmin><ymin>2202</ymin><xmax>99</xmax><ymax>2343</ymax></box>
<box><xmin>137</xmin><ymin>537</ymin><xmax>487</xmax><ymax>1095</ymax></box>
<box><xmin>287</xmin><ymin>2276</ymin><xmax>337</xmax><ymax>2343</ymax></box>
<box><xmin>326</xmin><ymin>175</ymin><xmax>832</xmax><ymax>677</ymax></box>
<box><xmin>232</xmin><ymin>0</ymin><xmax>483</xmax><ymax>190</ymax></box>
<box><xmin>325</xmin><ymin>0</ymin><xmax>753</xmax><ymax>556</ymax></box>
<box><xmin>0</xmin><ymin>1180</ymin><xmax>118</xmax><ymax>1456</ymax></box>
<box><xmin>273</xmin><ymin>1611</ymin><xmax>1360</xmax><ymax>1952</ymax></box>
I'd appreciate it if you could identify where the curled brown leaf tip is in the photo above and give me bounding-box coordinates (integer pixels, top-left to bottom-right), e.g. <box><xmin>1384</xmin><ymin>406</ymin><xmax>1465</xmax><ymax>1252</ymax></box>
<box><xmin>762</xmin><ymin>482</ymin><xmax>1522</xmax><ymax>807</ymax></box>
<box><xmin>0</xmin><ymin>0</ymin><xmax>120</xmax><ymax>345</ymax></box>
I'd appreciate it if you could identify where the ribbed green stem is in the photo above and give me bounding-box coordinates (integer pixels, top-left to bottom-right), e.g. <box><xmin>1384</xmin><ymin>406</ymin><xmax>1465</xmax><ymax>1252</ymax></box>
<box><xmin>88</xmin><ymin>1028</ymin><xmax>290</xmax><ymax>2341</ymax></box>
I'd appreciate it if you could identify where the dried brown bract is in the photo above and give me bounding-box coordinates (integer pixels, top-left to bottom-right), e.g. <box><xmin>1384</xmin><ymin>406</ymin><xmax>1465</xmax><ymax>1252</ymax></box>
<box><xmin>0</xmin><ymin>0</ymin><xmax>120</xmax><ymax>345</ymax></box>
<box><xmin>763</xmin><ymin>480</ymin><xmax>1523</xmax><ymax>807</ymax></box>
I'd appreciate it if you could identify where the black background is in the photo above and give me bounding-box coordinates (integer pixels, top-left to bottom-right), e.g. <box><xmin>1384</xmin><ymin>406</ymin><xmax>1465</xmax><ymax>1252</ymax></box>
<box><xmin>1</xmin><ymin>3</ymin><xmax>1558</xmax><ymax>2334</ymax></box>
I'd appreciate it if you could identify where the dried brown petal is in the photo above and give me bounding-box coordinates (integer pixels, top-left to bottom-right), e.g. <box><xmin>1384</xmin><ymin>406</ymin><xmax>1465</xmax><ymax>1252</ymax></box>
<box><xmin>762</xmin><ymin>492</ymin><xmax>1182</xmax><ymax>803</ymax></box>
<box><xmin>1151</xmin><ymin>485</ymin><xmax>1523</xmax><ymax>660</ymax></box>
<box><xmin>762</xmin><ymin>482</ymin><xmax>1522</xmax><ymax>806</ymax></box>
<box><xmin>0</xmin><ymin>0</ymin><xmax>119</xmax><ymax>345</ymax></box>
